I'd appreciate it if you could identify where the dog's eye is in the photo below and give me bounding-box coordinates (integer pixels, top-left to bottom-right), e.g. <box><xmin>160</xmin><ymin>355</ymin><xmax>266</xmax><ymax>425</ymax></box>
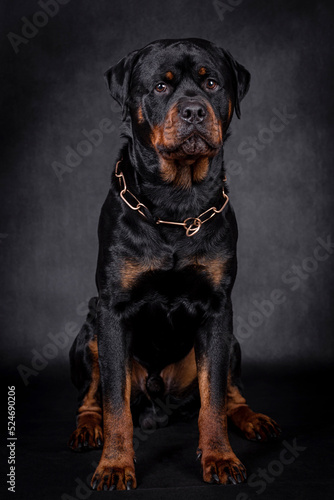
<box><xmin>205</xmin><ymin>79</ymin><xmax>218</xmax><ymax>90</ymax></box>
<box><xmin>155</xmin><ymin>82</ymin><xmax>168</xmax><ymax>93</ymax></box>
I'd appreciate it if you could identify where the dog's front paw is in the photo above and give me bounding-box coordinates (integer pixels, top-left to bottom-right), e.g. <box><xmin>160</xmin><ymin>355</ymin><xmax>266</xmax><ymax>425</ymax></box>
<box><xmin>91</xmin><ymin>461</ymin><xmax>137</xmax><ymax>491</ymax></box>
<box><xmin>199</xmin><ymin>450</ymin><xmax>247</xmax><ymax>485</ymax></box>
<box><xmin>68</xmin><ymin>423</ymin><xmax>103</xmax><ymax>452</ymax></box>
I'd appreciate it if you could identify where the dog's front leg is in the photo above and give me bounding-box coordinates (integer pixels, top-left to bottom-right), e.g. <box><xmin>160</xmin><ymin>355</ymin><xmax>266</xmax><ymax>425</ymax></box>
<box><xmin>195</xmin><ymin>296</ymin><xmax>247</xmax><ymax>485</ymax></box>
<box><xmin>91</xmin><ymin>299</ymin><xmax>136</xmax><ymax>491</ymax></box>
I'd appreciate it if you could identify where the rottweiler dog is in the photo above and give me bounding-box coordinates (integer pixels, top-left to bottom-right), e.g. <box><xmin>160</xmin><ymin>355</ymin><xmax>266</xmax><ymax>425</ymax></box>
<box><xmin>68</xmin><ymin>38</ymin><xmax>281</xmax><ymax>491</ymax></box>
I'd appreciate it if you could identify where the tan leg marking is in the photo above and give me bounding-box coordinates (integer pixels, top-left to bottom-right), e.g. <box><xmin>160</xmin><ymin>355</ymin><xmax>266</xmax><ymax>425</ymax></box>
<box><xmin>131</xmin><ymin>358</ymin><xmax>148</xmax><ymax>398</ymax></box>
<box><xmin>197</xmin><ymin>360</ymin><xmax>246</xmax><ymax>484</ymax></box>
<box><xmin>92</xmin><ymin>368</ymin><xmax>137</xmax><ymax>490</ymax></box>
<box><xmin>68</xmin><ymin>338</ymin><xmax>103</xmax><ymax>450</ymax></box>
<box><xmin>160</xmin><ymin>347</ymin><xmax>197</xmax><ymax>395</ymax></box>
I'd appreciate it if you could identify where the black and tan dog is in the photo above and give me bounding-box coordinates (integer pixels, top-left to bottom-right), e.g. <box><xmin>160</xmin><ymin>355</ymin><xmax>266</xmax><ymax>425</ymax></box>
<box><xmin>68</xmin><ymin>38</ymin><xmax>281</xmax><ymax>491</ymax></box>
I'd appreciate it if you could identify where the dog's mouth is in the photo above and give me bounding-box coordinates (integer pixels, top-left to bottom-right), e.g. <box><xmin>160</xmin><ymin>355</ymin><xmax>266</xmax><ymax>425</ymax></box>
<box><xmin>158</xmin><ymin>133</ymin><xmax>220</xmax><ymax>160</ymax></box>
<box><xmin>181</xmin><ymin>135</ymin><xmax>210</xmax><ymax>155</ymax></box>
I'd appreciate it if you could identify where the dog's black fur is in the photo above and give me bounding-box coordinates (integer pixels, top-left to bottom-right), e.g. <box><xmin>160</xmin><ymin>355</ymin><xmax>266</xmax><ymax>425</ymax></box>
<box><xmin>68</xmin><ymin>38</ymin><xmax>281</xmax><ymax>491</ymax></box>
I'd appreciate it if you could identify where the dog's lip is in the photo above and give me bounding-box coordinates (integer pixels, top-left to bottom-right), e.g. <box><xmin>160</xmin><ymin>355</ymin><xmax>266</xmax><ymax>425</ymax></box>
<box><xmin>157</xmin><ymin>132</ymin><xmax>220</xmax><ymax>155</ymax></box>
<box><xmin>181</xmin><ymin>135</ymin><xmax>209</xmax><ymax>155</ymax></box>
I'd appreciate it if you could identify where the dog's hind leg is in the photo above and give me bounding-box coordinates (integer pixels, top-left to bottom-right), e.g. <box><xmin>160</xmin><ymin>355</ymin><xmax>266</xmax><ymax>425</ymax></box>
<box><xmin>160</xmin><ymin>347</ymin><xmax>198</xmax><ymax>397</ymax></box>
<box><xmin>68</xmin><ymin>297</ymin><xmax>103</xmax><ymax>451</ymax></box>
<box><xmin>226</xmin><ymin>336</ymin><xmax>281</xmax><ymax>441</ymax></box>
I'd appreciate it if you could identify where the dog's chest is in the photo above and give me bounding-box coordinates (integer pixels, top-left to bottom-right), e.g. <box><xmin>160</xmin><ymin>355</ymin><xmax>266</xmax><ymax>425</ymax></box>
<box><xmin>117</xmin><ymin>252</ymin><xmax>225</xmax><ymax>369</ymax></box>
<box><xmin>119</xmin><ymin>249</ymin><xmax>227</xmax><ymax>293</ymax></box>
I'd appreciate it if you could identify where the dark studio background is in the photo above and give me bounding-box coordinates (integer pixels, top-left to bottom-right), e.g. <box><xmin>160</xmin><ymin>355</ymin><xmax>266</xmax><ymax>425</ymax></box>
<box><xmin>1</xmin><ymin>0</ymin><xmax>334</xmax><ymax>499</ymax></box>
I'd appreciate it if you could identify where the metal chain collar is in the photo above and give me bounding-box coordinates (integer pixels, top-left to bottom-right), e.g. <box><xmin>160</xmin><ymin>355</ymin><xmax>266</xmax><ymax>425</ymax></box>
<box><xmin>115</xmin><ymin>160</ymin><xmax>229</xmax><ymax>237</ymax></box>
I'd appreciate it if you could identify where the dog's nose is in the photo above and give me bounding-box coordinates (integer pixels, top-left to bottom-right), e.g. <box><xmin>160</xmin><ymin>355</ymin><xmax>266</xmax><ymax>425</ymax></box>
<box><xmin>179</xmin><ymin>100</ymin><xmax>207</xmax><ymax>124</ymax></box>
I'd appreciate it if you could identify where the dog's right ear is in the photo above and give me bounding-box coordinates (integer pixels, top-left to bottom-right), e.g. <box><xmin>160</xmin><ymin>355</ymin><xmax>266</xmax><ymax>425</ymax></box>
<box><xmin>219</xmin><ymin>48</ymin><xmax>250</xmax><ymax>120</ymax></box>
<box><xmin>104</xmin><ymin>49</ymin><xmax>139</xmax><ymax>113</ymax></box>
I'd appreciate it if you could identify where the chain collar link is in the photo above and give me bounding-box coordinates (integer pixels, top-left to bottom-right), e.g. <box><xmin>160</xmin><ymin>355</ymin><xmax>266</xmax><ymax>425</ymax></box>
<box><xmin>115</xmin><ymin>160</ymin><xmax>229</xmax><ymax>237</ymax></box>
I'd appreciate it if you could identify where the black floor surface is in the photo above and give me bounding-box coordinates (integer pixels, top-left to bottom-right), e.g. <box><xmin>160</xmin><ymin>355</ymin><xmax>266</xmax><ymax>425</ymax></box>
<box><xmin>1</xmin><ymin>364</ymin><xmax>333</xmax><ymax>500</ymax></box>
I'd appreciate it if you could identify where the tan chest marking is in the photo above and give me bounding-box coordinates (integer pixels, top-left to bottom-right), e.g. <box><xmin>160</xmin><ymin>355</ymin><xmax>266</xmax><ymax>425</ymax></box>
<box><xmin>192</xmin><ymin>256</ymin><xmax>227</xmax><ymax>287</ymax></box>
<box><xmin>120</xmin><ymin>258</ymin><xmax>163</xmax><ymax>290</ymax></box>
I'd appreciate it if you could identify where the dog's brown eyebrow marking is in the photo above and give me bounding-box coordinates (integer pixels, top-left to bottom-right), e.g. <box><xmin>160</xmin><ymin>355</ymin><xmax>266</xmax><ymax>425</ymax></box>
<box><xmin>198</xmin><ymin>67</ymin><xmax>207</xmax><ymax>76</ymax></box>
<box><xmin>165</xmin><ymin>71</ymin><xmax>174</xmax><ymax>80</ymax></box>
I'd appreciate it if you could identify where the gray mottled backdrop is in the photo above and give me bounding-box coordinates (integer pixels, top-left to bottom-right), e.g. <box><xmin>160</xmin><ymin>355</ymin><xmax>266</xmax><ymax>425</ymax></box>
<box><xmin>1</xmin><ymin>0</ymin><xmax>334</xmax><ymax>382</ymax></box>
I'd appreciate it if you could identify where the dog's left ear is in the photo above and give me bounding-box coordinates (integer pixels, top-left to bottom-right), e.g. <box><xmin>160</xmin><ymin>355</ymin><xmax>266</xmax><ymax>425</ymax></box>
<box><xmin>220</xmin><ymin>49</ymin><xmax>251</xmax><ymax>119</ymax></box>
<box><xmin>104</xmin><ymin>49</ymin><xmax>139</xmax><ymax>115</ymax></box>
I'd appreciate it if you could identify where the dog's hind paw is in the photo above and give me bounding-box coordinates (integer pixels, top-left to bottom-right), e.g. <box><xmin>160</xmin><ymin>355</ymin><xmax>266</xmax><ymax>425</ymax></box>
<box><xmin>230</xmin><ymin>407</ymin><xmax>281</xmax><ymax>442</ymax></box>
<box><xmin>68</xmin><ymin>423</ymin><xmax>103</xmax><ymax>452</ymax></box>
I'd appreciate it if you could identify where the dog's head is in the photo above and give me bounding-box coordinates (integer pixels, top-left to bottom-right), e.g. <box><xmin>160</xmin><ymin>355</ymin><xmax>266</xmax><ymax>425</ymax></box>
<box><xmin>105</xmin><ymin>39</ymin><xmax>250</xmax><ymax>189</ymax></box>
